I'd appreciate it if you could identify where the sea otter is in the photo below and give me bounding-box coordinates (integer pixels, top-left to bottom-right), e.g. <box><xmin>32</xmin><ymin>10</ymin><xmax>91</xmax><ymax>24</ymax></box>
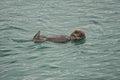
<box><xmin>33</xmin><ymin>29</ymin><xmax>86</xmax><ymax>43</ymax></box>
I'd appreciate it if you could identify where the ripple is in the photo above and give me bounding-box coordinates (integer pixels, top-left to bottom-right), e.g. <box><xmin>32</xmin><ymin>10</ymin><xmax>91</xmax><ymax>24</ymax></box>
<box><xmin>89</xmin><ymin>20</ymin><xmax>101</xmax><ymax>25</ymax></box>
<box><xmin>40</xmin><ymin>64</ymin><xmax>60</xmax><ymax>70</ymax></box>
<box><xmin>0</xmin><ymin>53</ymin><xmax>11</xmax><ymax>57</ymax></box>
<box><xmin>0</xmin><ymin>25</ymin><xmax>27</xmax><ymax>31</ymax></box>
<box><xmin>0</xmin><ymin>0</ymin><xmax>120</xmax><ymax>80</ymax></box>
<box><xmin>0</xmin><ymin>19</ymin><xmax>11</xmax><ymax>22</ymax></box>
<box><xmin>26</xmin><ymin>56</ymin><xmax>38</xmax><ymax>60</ymax></box>
<box><xmin>0</xmin><ymin>52</ymin><xmax>18</xmax><ymax>57</ymax></box>
<box><xmin>32</xmin><ymin>45</ymin><xmax>52</xmax><ymax>51</ymax></box>
<box><xmin>12</xmin><ymin>39</ymin><xmax>32</xmax><ymax>43</ymax></box>
<box><xmin>0</xmin><ymin>49</ymin><xmax>12</xmax><ymax>53</ymax></box>
<box><xmin>4</xmin><ymin>60</ymin><xmax>18</xmax><ymax>64</ymax></box>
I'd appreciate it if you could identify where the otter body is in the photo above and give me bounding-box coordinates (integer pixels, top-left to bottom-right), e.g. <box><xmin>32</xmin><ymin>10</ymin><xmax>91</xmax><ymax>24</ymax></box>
<box><xmin>46</xmin><ymin>35</ymin><xmax>70</xmax><ymax>43</ymax></box>
<box><xmin>33</xmin><ymin>29</ymin><xmax>85</xmax><ymax>43</ymax></box>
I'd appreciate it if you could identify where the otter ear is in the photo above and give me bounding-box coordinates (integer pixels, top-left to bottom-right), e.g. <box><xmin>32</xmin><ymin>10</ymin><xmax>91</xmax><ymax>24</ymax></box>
<box><xmin>33</xmin><ymin>31</ymin><xmax>40</xmax><ymax>40</ymax></box>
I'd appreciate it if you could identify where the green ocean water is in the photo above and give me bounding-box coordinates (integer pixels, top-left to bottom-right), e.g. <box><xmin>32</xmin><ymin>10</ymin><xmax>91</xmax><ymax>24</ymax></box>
<box><xmin>0</xmin><ymin>0</ymin><xmax>120</xmax><ymax>80</ymax></box>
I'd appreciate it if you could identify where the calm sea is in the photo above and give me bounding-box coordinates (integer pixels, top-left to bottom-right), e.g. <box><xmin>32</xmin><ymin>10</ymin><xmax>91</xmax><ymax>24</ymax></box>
<box><xmin>0</xmin><ymin>0</ymin><xmax>120</xmax><ymax>80</ymax></box>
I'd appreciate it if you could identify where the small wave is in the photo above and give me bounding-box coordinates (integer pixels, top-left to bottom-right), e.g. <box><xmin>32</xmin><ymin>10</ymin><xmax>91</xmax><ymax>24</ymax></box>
<box><xmin>102</xmin><ymin>33</ymin><xmax>120</xmax><ymax>39</ymax></box>
<box><xmin>0</xmin><ymin>19</ymin><xmax>11</xmax><ymax>22</ymax></box>
<box><xmin>12</xmin><ymin>39</ymin><xmax>32</xmax><ymax>43</ymax></box>
<box><xmin>40</xmin><ymin>64</ymin><xmax>60</xmax><ymax>70</ymax></box>
<box><xmin>0</xmin><ymin>25</ymin><xmax>27</xmax><ymax>32</ymax></box>
<box><xmin>0</xmin><ymin>53</ymin><xmax>18</xmax><ymax>57</ymax></box>
<box><xmin>26</xmin><ymin>56</ymin><xmax>38</xmax><ymax>60</ymax></box>
<box><xmin>0</xmin><ymin>49</ymin><xmax>18</xmax><ymax>57</ymax></box>
<box><xmin>89</xmin><ymin>20</ymin><xmax>101</xmax><ymax>25</ymax></box>
<box><xmin>0</xmin><ymin>49</ymin><xmax>12</xmax><ymax>53</ymax></box>
<box><xmin>38</xmin><ymin>46</ymin><xmax>52</xmax><ymax>50</ymax></box>
<box><xmin>5</xmin><ymin>60</ymin><xmax>17</xmax><ymax>64</ymax></box>
<box><xmin>0</xmin><ymin>53</ymin><xmax>11</xmax><ymax>57</ymax></box>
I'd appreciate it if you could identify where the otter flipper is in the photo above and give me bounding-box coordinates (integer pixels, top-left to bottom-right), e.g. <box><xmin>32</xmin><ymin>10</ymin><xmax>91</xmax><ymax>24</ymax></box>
<box><xmin>33</xmin><ymin>31</ymin><xmax>46</xmax><ymax>43</ymax></box>
<box><xmin>33</xmin><ymin>31</ymin><xmax>40</xmax><ymax>40</ymax></box>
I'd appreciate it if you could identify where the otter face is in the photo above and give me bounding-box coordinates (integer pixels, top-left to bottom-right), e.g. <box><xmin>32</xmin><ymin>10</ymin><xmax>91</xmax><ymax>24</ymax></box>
<box><xmin>70</xmin><ymin>29</ymin><xmax>85</xmax><ymax>41</ymax></box>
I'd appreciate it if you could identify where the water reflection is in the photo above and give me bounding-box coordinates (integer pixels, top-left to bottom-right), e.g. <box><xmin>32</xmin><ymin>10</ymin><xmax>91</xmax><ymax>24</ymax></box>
<box><xmin>72</xmin><ymin>39</ymin><xmax>86</xmax><ymax>45</ymax></box>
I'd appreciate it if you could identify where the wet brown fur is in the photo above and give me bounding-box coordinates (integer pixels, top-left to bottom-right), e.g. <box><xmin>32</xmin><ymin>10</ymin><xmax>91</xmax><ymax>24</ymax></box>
<box><xmin>33</xmin><ymin>29</ymin><xmax>85</xmax><ymax>43</ymax></box>
<box><xmin>70</xmin><ymin>29</ymin><xmax>85</xmax><ymax>41</ymax></box>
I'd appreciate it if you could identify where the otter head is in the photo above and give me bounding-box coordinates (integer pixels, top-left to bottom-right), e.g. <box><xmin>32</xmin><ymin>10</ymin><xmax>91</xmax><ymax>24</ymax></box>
<box><xmin>70</xmin><ymin>29</ymin><xmax>85</xmax><ymax>41</ymax></box>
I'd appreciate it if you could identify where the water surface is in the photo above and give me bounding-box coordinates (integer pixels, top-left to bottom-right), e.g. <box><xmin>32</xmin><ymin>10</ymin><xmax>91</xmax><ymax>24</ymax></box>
<box><xmin>0</xmin><ymin>0</ymin><xmax>120</xmax><ymax>80</ymax></box>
